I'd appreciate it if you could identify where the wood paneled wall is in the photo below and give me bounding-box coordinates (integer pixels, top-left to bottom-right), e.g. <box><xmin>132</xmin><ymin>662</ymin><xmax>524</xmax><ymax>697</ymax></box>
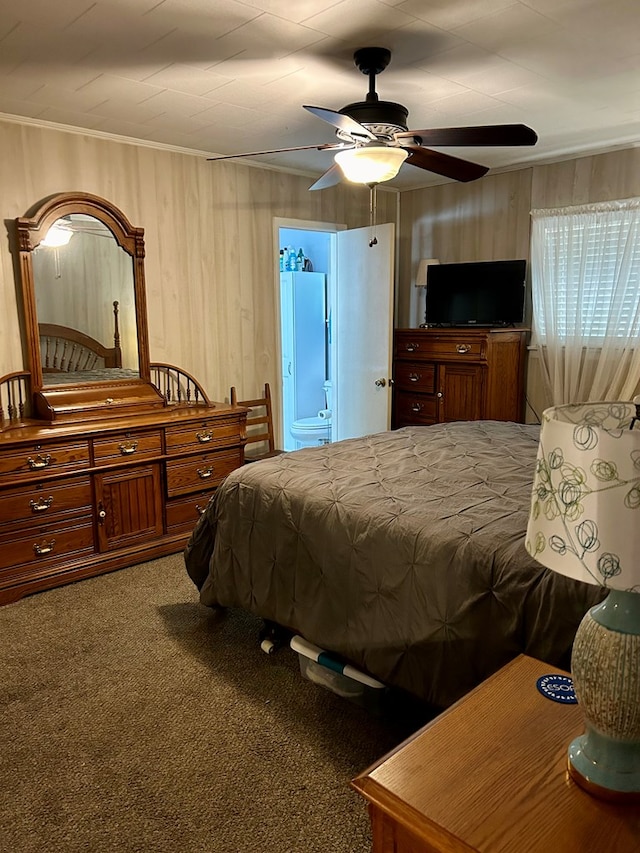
<box><xmin>398</xmin><ymin>146</ymin><xmax>640</xmax><ymax>419</ymax></box>
<box><xmin>0</xmin><ymin>119</ymin><xmax>397</xmax><ymax>408</ymax></box>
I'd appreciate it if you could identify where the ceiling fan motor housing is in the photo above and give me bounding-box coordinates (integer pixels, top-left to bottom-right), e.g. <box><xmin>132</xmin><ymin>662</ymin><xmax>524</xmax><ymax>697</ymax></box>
<box><xmin>339</xmin><ymin>100</ymin><xmax>409</xmax><ymax>141</ymax></box>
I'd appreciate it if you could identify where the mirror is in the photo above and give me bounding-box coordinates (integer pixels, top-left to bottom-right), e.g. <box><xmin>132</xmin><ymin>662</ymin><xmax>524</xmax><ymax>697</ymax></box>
<box><xmin>15</xmin><ymin>192</ymin><xmax>159</xmax><ymax>421</ymax></box>
<box><xmin>32</xmin><ymin>212</ymin><xmax>139</xmax><ymax>386</ymax></box>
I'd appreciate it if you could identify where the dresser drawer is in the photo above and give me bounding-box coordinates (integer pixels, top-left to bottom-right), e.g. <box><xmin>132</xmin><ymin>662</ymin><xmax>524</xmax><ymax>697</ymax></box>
<box><xmin>166</xmin><ymin>448</ymin><xmax>242</xmax><ymax>497</ymax></box>
<box><xmin>0</xmin><ymin>441</ymin><xmax>90</xmax><ymax>483</ymax></box>
<box><xmin>166</xmin><ymin>491</ymin><xmax>213</xmax><ymax>534</ymax></box>
<box><xmin>394</xmin><ymin>392</ymin><xmax>437</xmax><ymax>426</ymax></box>
<box><xmin>395</xmin><ymin>332</ymin><xmax>486</xmax><ymax>361</ymax></box>
<box><xmin>0</xmin><ymin>476</ymin><xmax>92</xmax><ymax>528</ymax></box>
<box><xmin>394</xmin><ymin>362</ymin><xmax>436</xmax><ymax>393</ymax></box>
<box><xmin>93</xmin><ymin>430</ymin><xmax>163</xmax><ymax>466</ymax></box>
<box><xmin>0</xmin><ymin>518</ymin><xmax>94</xmax><ymax>571</ymax></box>
<box><xmin>165</xmin><ymin>418</ymin><xmax>243</xmax><ymax>455</ymax></box>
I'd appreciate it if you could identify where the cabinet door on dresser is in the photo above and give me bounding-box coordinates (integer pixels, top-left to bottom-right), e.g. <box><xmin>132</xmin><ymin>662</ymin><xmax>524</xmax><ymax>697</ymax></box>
<box><xmin>94</xmin><ymin>464</ymin><xmax>164</xmax><ymax>552</ymax></box>
<box><xmin>438</xmin><ymin>363</ymin><xmax>485</xmax><ymax>422</ymax></box>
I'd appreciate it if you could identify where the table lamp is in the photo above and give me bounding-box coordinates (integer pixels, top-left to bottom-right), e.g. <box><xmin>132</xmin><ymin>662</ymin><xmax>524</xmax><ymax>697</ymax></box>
<box><xmin>525</xmin><ymin>401</ymin><xmax>640</xmax><ymax>803</ymax></box>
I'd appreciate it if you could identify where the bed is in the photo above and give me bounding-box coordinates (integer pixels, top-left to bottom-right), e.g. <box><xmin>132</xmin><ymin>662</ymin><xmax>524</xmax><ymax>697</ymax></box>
<box><xmin>184</xmin><ymin>420</ymin><xmax>605</xmax><ymax>709</ymax></box>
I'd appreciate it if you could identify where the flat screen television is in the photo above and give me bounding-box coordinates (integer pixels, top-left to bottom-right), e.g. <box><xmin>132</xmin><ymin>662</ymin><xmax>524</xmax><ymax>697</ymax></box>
<box><xmin>424</xmin><ymin>259</ymin><xmax>526</xmax><ymax>327</ymax></box>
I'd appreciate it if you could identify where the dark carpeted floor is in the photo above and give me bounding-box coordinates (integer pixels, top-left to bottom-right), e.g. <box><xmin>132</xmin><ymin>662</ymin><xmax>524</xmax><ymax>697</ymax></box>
<box><xmin>0</xmin><ymin>554</ymin><xmax>430</xmax><ymax>853</ymax></box>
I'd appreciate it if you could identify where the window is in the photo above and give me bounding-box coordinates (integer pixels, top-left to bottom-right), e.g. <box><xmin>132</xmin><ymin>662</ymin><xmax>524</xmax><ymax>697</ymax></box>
<box><xmin>530</xmin><ymin>198</ymin><xmax>640</xmax><ymax>404</ymax></box>
<box><xmin>531</xmin><ymin>200</ymin><xmax>640</xmax><ymax>342</ymax></box>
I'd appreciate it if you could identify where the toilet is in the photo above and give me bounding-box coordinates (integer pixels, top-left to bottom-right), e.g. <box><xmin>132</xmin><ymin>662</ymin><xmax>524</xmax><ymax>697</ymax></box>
<box><xmin>290</xmin><ymin>415</ymin><xmax>331</xmax><ymax>448</ymax></box>
<box><xmin>290</xmin><ymin>381</ymin><xmax>332</xmax><ymax>448</ymax></box>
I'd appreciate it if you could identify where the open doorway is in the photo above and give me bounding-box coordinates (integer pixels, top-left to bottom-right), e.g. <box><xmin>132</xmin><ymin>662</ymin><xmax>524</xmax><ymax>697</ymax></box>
<box><xmin>278</xmin><ymin>224</ymin><xmax>335</xmax><ymax>451</ymax></box>
<box><xmin>273</xmin><ymin>217</ymin><xmax>395</xmax><ymax>452</ymax></box>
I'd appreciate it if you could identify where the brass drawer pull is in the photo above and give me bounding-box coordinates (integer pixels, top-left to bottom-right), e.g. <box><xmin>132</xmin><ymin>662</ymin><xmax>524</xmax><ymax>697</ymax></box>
<box><xmin>118</xmin><ymin>440</ymin><xmax>139</xmax><ymax>456</ymax></box>
<box><xmin>404</xmin><ymin>342</ymin><xmax>419</xmax><ymax>352</ymax></box>
<box><xmin>30</xmin><ymin>496</ymin><xmax>53</xmax><ymax>513</ymax></box>
<box><xmin>196</xmin><ymin>430</ymin><xmax>213</xmax><ymax>443</ymax></box>
<box><xmin>408</xmin><ymin>373</ymin><xmax>420</xmax><ymax>382</ymax></box>
<box><xmin>27</xmin><ymin>454</ymin><xmax>52</xmax><ymax>470</ymax></box>
<box><xmin>33</xmin><ymin>540</ymin><xmax>55</xmax><ymax>556</ymax></box>
<box><xmin>411</xmin><ymin>403</ymin><xmax>423</xmax><ymax>412</ymax></box>
<box><xmin>456</xmin><ymin>344</ymin><xmax>472</xmax><ymax>353</ymax></box>
<box><xmin>197</xmin><ymin>466</ymin><xmax>214</xmax><ymax>480</ymax></box>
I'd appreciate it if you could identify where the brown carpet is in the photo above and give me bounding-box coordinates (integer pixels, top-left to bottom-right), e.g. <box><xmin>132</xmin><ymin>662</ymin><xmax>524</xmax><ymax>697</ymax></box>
<box><xmin>0</xmin><ymin>554</ymin><xmax>430</xmax><ymax>853</ymax></box>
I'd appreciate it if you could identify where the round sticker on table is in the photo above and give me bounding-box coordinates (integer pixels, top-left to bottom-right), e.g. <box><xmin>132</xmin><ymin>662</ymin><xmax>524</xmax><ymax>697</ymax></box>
<box><xmin>536</xmin><ymin>674</ymin><xmax>577</xmax><ymax>704</ymax></box>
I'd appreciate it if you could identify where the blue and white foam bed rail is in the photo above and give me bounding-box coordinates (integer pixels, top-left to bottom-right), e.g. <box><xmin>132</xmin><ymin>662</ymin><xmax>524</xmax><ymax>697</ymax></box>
<box><xmin>290</xmin><ymin>635</ymin><xmax>386</xmax><ymax>691</ymax></box>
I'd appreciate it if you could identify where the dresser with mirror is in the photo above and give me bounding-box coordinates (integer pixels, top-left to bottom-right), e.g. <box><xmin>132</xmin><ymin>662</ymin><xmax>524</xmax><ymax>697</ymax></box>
<box><xmin>0</xmin><ymin>191</ymin><xmax>246</xmax><ymax>605</ymax></box>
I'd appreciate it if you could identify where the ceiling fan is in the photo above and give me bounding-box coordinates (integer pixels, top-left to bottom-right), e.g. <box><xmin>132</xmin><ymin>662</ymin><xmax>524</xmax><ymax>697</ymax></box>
<box><xmin>207</xmin><ymin>47</ymin><xmax>538</xmax><ymax>190</ymax></box>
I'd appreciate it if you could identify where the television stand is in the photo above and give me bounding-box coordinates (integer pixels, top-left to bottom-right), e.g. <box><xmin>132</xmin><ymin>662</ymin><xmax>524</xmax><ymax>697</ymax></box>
<box><xmin>393</xmin><ymin>326</ymin><xmax>529</xmax><ymax>427</ymax></box>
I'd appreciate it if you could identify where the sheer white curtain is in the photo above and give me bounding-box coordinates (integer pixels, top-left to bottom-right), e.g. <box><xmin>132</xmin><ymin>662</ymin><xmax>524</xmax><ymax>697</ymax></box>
<box><xmin>531</xmin><ymin>198</ymin><xmax>640</xmax><ymax>405</ymax></box>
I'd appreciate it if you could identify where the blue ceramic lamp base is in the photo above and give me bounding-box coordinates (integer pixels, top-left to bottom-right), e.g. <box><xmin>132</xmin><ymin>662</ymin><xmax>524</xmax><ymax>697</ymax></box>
<box><xmin>568</xmin><ymin>728</ymin><xmax>640</xmax><ymax>803</ymax></box>
<box><xmin>569</xmin><ymin>590</ymin><xmax>640</xmax><ymax>803</ymax></box>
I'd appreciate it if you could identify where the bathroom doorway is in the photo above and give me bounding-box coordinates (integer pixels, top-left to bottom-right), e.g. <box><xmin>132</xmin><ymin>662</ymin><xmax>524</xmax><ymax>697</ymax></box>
<box><xmin>274</xmin><ymin>217</ymin><xmax>396</xmax><ymax>452</ymax></box>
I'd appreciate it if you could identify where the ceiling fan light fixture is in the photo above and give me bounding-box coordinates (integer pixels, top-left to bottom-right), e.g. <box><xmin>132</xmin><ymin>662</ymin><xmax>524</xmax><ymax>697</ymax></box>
<box><xmin>334</xmin><ymin>146</ymin><xmax>408</xmax><ymax>184</ymax></box>
<box><xmin>40</xmin><ymin>221</ymin><xmax>73</xmax><ymax>248</ymax></box>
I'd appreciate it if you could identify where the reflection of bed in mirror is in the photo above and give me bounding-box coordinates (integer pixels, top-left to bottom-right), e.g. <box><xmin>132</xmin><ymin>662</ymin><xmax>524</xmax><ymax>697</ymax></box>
<box><xmin>38</xmin><ymin>301</ymin><xmax>140</xmax><ymax>386</ymax></box>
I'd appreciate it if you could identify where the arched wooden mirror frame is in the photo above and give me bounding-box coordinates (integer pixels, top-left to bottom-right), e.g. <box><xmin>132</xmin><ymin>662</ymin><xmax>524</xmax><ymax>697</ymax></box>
<box><xmin>15</xmin><ymin>191</ymin><xmax>164</xmax><ymax>421</ymax></box>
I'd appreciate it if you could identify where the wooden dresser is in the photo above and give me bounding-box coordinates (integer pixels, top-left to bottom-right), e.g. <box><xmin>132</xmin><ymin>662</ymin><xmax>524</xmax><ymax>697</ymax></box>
<box><xmin>0</xmin><ymin>190</ymin><xmax>248</xmax><ymax>605</ymax></box>
<box><xmin>393</xmin><ymin>327</ymin><xmax>528</xmax><ymax>428</ymax></box>
<box><xmin>352</xmin><ymin>655</ymin><xmax>640</xmax><ymax>853</ymax></box>
<box><xmin>0</xmin><ymin>402</ymin><xmax>245</xmax><ymax>605</ymax></box>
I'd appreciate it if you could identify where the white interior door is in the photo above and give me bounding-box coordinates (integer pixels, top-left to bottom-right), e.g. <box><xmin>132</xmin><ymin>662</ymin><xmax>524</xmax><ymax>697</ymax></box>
<box><xmin>333</xmin><ymin>222</ymin><xmax>395</xmax><ymax>441</ymax></box>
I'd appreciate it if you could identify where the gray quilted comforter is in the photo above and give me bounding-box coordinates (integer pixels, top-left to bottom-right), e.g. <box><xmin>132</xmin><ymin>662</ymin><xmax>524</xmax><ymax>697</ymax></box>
<box><xmin>185</xmin><ymin>421</ymin><xmax>604</xmax><ymax>708</ymax></box>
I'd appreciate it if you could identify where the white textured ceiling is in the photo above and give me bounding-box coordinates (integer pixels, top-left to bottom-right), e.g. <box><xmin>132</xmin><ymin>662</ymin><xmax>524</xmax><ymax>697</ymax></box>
<box><xmin>0</xmin><ymin>0</ymin><xmax>638</xmax><ymax>190</ymax></box>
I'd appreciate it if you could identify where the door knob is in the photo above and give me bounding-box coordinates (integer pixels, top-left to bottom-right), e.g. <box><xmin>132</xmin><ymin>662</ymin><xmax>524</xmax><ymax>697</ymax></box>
<box><xmin>375</xmin><ymin>378</ymin><xmax>387</xmax><ymax>387</ymax></box>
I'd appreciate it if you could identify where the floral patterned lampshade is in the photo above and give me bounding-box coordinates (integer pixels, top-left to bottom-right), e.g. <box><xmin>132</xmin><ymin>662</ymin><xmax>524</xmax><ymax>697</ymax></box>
<box><xmin>525</xmin><ymin>401</ymin><xmax>640</xmax><ymax>592</ymax></box>
<box><xmin>525</xmin><ymin>401</ymin><xmax>640</xmax><ymax>802</ymax></box>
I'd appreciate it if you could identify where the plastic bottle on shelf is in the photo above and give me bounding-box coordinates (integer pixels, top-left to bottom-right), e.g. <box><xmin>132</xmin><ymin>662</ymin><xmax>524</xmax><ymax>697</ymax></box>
<box><xmin>279</xmin><ymin>249</ymin><xmax>284</xmax><ymax>271</ymax></box>
<box><xmin>288</xmin><ymin>249</ymin><xmax>297</xmax><ymax>271</ymax></box>
<box><xmin>282</xmin><ymin>247</ymin><xmax>289</xmax><ymax>271</ymax></box>
<box><xmin>296</xmin><ymin>248</ymin><xmax>304</xmax><ymax>271</ymax></box>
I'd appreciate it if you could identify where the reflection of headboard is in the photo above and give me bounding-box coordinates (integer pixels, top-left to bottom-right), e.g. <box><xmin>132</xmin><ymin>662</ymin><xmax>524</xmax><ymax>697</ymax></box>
<box><xmin>39</xmin><ymin>300</ymin><xmax>122</xmax><ymax>373</ymax></box>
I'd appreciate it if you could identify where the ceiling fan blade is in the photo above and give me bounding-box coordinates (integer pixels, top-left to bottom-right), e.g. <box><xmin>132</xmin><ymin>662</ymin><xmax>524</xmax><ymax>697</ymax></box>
<box><xmin>308</xmin><ymin>163</ymin><xmax>344</xmax><ymax>192</ymax></box>
<box><xmin>303</xmin><ymin>105</ymin><xmax>376</xmax><ymax>142</ymax></box>
<box><xmin>207</xmin><ymin>143</ymin><xmax>341</xmax><ymax>161</ymax></box>
<box><xmin>403</xmin><ymin>147</ymin><xmax>489</xmax><ymax>182</ymax></box>
<box><xmin>395</xmin><ymin>124</ymin><xmax>538</xmax><ymax>147</ymax></box>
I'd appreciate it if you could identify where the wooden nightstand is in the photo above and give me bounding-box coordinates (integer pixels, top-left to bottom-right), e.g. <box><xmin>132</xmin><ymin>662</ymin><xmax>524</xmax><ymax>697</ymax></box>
<box><xmin>352</xmin><ymin>655</ymin><xmax>640</xmax><ymax>852</ymax></box>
